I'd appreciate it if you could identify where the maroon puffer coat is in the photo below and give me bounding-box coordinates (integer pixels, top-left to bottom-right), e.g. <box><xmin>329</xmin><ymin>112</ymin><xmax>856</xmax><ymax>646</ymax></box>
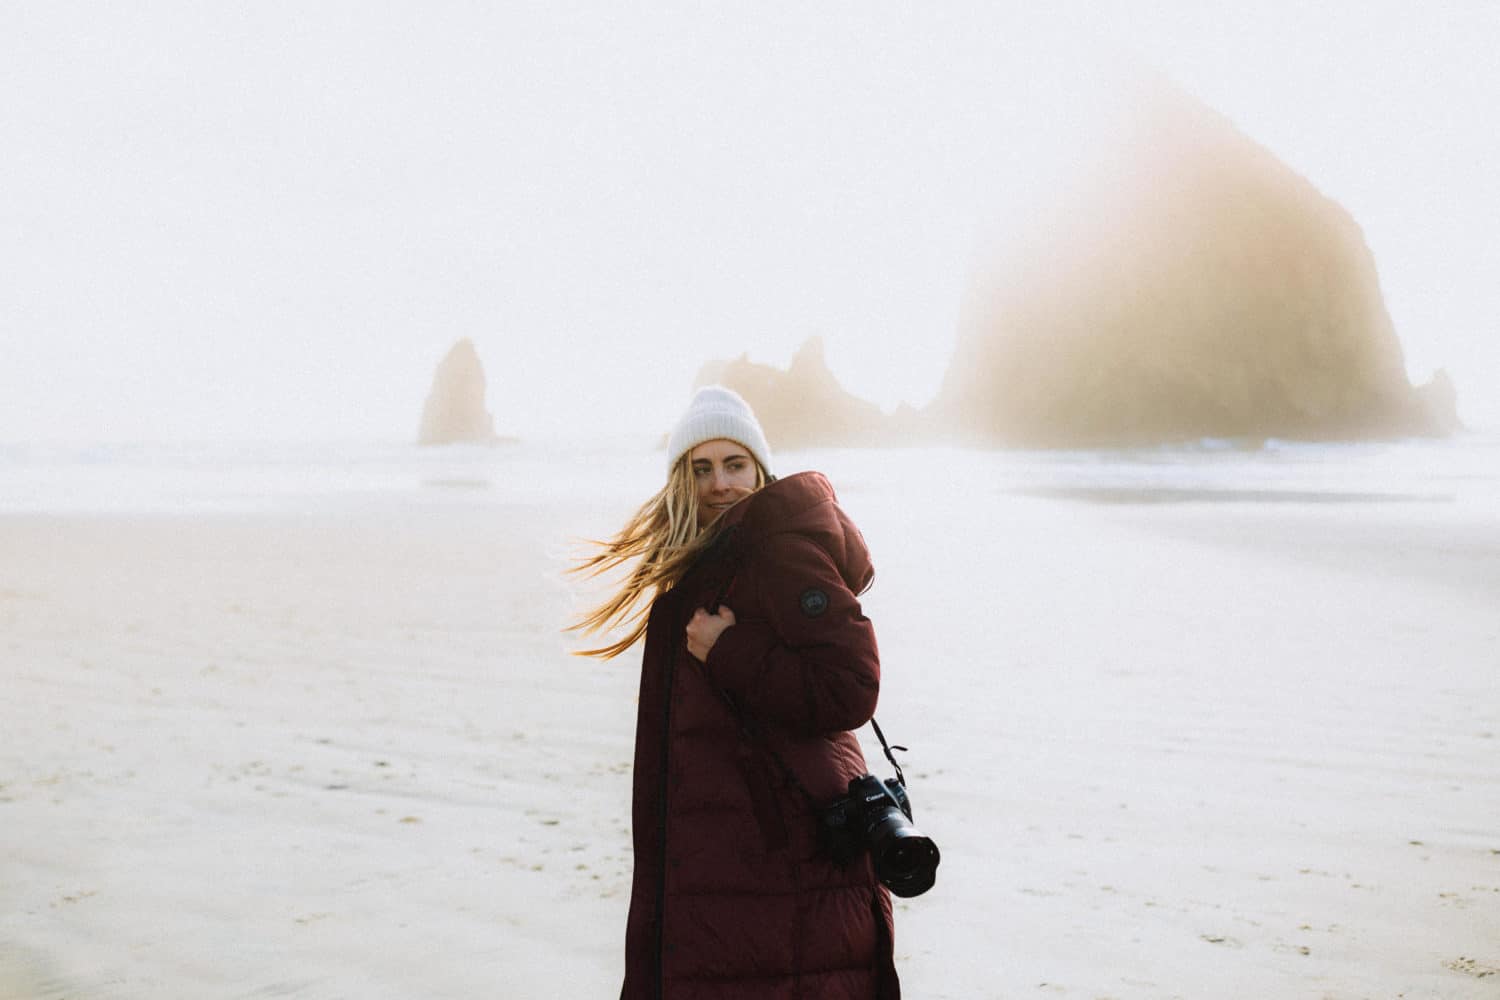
<box><xmin>620</xmin><ymin>471</ymin><xmax>899</xmax><ymax>1000</ymax></box>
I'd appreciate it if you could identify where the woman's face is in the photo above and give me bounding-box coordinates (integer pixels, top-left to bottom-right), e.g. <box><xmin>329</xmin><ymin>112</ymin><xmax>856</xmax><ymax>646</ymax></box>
<box><xmin>689</xmin><ymin>439</ymin><xmax>759</xmax><ymax>528</ymax></box>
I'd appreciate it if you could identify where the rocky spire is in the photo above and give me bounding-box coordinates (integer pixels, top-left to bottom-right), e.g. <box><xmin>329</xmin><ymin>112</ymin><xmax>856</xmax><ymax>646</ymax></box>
<box><xmin>417</xmin><ymin>338</ymin><xmax>502</xmax><ymax>445</ymax></box>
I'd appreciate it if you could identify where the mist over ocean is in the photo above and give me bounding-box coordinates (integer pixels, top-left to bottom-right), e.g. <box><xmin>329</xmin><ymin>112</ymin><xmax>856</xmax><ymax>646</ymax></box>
<box><xmin>3</xmin><ymin>434</ymin><xmax>1497</xmax><ymax>517</ymax></box>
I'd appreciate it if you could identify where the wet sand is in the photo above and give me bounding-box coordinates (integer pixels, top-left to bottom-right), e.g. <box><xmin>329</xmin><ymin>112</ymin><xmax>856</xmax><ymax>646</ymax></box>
<box><xmin>1</xmin><ymin>488</ymin><xmax>1496</xmax><ymax>998</ymax></box>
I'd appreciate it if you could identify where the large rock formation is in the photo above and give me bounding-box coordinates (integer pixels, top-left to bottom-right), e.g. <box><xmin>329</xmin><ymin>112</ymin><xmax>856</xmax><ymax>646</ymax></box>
<box><xmin>417</xmin><ymin>339</ymin><xmax>502</xmax><ymax>445</ymax></box>
<box><xmin>693</xmin><ymin>337</ymin><xmax>890</xmax><ymax>450</ymax></box>
<box><xmin>928</xmin><ymin>86</ymin><xmax>1458</xmax><ymax>447</ymax></box>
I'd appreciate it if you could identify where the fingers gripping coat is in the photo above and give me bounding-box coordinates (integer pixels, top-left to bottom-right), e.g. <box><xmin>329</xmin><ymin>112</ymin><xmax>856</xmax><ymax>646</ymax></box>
<box><xmin>620</xmin><ymin>472</ymin><xmax>899</xmax><ymax>1000</ymax></box>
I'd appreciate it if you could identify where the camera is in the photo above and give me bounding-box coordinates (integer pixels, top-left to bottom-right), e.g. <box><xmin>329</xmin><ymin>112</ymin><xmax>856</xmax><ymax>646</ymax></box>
<box><xmin>818</xmin><ymin>774</ymin><xmax>940</xmax><ymax>898</ymax></box>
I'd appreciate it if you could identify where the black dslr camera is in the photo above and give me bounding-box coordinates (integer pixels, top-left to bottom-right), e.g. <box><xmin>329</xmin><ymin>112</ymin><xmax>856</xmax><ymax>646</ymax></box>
<box><xmin>818</xmin><ymin>774</ymin><xmax>940</xmax><ymax>898</ymax></box>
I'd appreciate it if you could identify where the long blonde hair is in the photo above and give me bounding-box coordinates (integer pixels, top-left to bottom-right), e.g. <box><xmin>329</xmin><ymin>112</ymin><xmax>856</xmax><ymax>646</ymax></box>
<box><xmin>567</xmin><ymin>452</ymin><xmax>767</xmax><ymax>659</ymax></box>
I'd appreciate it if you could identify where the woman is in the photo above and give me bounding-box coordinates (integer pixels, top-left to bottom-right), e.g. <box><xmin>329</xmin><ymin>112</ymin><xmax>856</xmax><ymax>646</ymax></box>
<box><xmin>571</xmin><ymin>385</ymin><xmax>900</xmax><ymax>1000</ymax></box>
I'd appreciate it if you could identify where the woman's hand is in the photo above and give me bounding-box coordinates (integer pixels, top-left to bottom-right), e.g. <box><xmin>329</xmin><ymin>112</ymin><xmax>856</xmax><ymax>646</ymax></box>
<box><xmin>686</xmin><ymin>606</ymin><xmax>737</xmax><ymax>663</ymax></box>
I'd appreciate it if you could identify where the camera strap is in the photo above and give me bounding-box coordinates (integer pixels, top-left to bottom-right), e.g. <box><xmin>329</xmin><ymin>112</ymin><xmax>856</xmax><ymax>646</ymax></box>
<box><xmin>869</xmin><ymin>717</ymin><xmax>908</xmax><ymax>787</ymax></box>
<box><xmin>706</xmin><ymin>677</ymin><xmax>822</xmax><ymax>811</ymax></box>
<box><xmin>703</xmin><ymin>562</ymin><xmax>911</xmax><ymax>801</ymax></box>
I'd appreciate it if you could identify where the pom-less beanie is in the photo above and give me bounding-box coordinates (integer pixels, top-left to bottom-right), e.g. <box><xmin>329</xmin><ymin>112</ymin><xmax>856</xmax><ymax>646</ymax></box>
<box><xmin>666</xmin><ymin>385</ymin><xmax>773</xmax><ymax>475</ymax></box>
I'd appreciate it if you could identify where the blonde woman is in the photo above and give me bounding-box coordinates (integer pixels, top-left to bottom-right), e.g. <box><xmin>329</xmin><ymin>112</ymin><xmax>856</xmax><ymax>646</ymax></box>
<box><xmin>572</xmin><ymin>386</ymin><xmax>899</xmax><ymax>1000</ymax></box>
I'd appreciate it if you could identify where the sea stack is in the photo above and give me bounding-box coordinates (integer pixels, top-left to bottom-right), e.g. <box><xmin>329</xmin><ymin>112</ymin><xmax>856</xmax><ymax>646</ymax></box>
<box><xmin>417</xmin><ymin>338</ymin><xmax>502</xmax><ymax>446</ymax></box>
<box><xmin>694</xmin><ymin>337</ymin><xmax>889</xmax><ymax>449</ymax></box>
<box><xmin>929</xmin><ymin>85</ymin><xmax>1458</xmax><ymax>447</ymax></box>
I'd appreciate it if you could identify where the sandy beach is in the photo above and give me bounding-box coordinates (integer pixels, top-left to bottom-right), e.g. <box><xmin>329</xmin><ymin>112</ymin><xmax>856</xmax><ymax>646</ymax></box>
<box><xmin>6</xmin><ymin>3</ymin><xmax>1500</xmax><ymax>995</ymax></box>
<box><xmin>2</xmin><ymin>467</ymin><xmax>1497</xmax><ymax>999</ymax></box>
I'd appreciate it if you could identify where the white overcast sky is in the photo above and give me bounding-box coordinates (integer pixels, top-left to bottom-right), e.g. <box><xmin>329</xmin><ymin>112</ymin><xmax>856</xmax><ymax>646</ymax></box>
<box><xmin>2</xmin><ymin>2</ymin><xmax>1497</xmax><ymax>443</ymax></box>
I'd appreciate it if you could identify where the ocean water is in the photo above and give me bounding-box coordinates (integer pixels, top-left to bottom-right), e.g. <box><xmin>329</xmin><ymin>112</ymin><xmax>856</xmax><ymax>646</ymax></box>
<box><xmin>1</xmin><ymin>432</ymin><xmax>1497</xmax><ymax>516</ymax></box>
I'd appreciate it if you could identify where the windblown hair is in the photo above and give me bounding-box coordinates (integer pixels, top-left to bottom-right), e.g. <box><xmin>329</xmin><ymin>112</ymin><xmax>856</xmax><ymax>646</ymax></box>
<box><xmin>568</xmin><ymin>453</ymin><xmax>767</xmax><ymax>659</ymax></box>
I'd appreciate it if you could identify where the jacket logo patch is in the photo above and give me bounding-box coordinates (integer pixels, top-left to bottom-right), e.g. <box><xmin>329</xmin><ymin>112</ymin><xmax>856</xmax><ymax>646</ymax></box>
<box><xmin>798</xmin><ymin>588</ymin><xmax>830</xmax><ymax>618</ymax></box>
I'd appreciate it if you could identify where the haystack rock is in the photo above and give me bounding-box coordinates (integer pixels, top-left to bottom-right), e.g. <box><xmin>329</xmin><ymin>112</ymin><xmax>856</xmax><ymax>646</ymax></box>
<box><xmin>417</xmin><ymin>338</ymin><xmax>502</xmax><ymax>445</ymax></box>
<box><xmin>929</xmin><ymin>86</ymin><xmax>1459</xmax><ymax>447</ymax></box>
<box><xmin>694</xmin><ymin>337</ymin><xmax>891</xmax><ymax>449</ymax></box>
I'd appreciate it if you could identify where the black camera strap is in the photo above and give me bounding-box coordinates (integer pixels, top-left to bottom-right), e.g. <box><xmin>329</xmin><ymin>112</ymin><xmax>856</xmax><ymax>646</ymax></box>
<box><xmin>700</xmin><ymin>658</ymin><xmax>912</xmax><ymax>822</ymax></box>
<box><xmin>703</xmin><ymin>561</ymin><xmax>910</xmax><ymax>803</ymax></box>
<box><xmin>868</xmin><ymin>717</ymin><xmax>908</xmax><ymax>788</ymax></box>
<box><xmin>705</xmin><ymin>676</ymin><xmax>822</xmax><ymax>810</ymax></box>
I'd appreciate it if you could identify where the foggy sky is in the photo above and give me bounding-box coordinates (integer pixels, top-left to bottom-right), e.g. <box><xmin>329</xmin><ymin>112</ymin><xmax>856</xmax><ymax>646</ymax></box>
<box><xmin>3</xmin><ymin>2</ymin><xmax>1497</xmax><ymax>444</ymax></box>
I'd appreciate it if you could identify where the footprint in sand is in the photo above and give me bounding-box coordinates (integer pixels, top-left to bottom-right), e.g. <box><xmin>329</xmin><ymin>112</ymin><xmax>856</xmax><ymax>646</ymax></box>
<box><xmin>1443</xmin><ymin>956</ymin><xmax>1498</xmax><ymax>979</ymax></box>
<box><xmin>1198</xmin><ymin>934</ymin><xmax>1243</xmax><ymax>948</ymax></box>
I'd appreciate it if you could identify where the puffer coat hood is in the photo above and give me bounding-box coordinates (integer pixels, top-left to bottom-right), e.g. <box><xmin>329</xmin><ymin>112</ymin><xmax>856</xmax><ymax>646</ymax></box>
<box><xmin>719</xmin><ymin>471</ymin><xmax>875</xmax><ymax>595</ymax></box>
<box><xmin>620</xmin><ymin>471</ymin><xmax>899</xmax><ymax>1000</ymax></box>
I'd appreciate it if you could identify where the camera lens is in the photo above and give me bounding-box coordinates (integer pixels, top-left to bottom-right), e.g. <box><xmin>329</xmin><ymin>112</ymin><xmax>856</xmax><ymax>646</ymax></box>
<box><xmin>882</xmin><ymin>839</ymin><xmax>922</xmax><ymax>878</ymax></box>
<box><xmin>872</xmin><ymin>830</ymin><xmax>939</xmax><ymax>896</ymax></box>
<box><xmin>866</xmin><ymin>804</ymin><xmax>940</xmax><ymax>897</ymax></box>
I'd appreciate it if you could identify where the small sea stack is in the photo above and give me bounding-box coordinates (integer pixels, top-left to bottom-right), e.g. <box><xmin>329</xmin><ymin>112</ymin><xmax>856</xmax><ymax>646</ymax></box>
<box><xmin>417</xmin><ymin>338</ymin><xmax>503</xmax><ymax>446</ymax></box>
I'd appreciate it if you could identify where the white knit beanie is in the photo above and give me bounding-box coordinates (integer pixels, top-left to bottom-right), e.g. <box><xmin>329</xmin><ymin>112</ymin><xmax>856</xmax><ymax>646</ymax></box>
<box><xmin>666</xmin><ymin>385</ymin><xmax>773</xmax><ymax>475</ymax></box>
